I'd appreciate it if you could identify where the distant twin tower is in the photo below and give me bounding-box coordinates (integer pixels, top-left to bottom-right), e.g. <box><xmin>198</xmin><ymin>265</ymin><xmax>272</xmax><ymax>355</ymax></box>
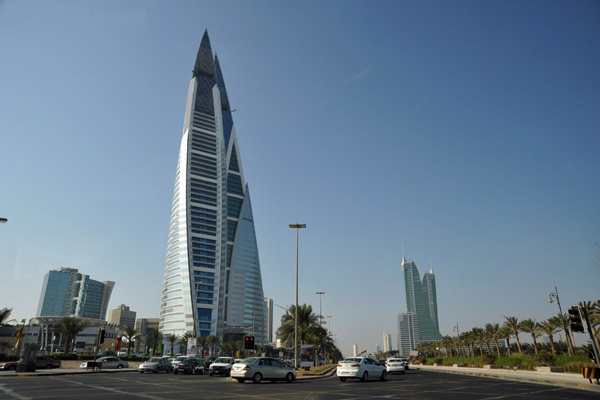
<box><xmin>158</xmin><ymin>31</ymin><xmax>266</xmax><ymax>345</ymax></box>
<box><xmin>398</xmin><ymin>256</ymin><xmax>442</xmax><ymax>356</ymax></box>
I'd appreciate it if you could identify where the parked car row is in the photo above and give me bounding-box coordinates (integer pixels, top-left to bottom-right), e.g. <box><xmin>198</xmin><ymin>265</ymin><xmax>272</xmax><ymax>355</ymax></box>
<box><xmin>0</xmin><ymin>356</ymin><xmax>61</xmax><ymax>371</ymax></box>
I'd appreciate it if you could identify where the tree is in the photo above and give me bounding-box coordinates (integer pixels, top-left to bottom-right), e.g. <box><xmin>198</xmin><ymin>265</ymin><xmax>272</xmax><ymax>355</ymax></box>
<box><xmin>441</xmin><ymin>336</ymin><xmax>454</xmax><ymax>357</ymax></box>
<box><xmin>123</xmin><ymin>326</ymin><xmax>137</xmax><ymax>355</ymax></box>
<box><xmin>276</xmin><ymin>304</ymin><xmax>319</xmax><ymax>346</ymax></box>
<box><xmin>0</xmin><ymin>308</ymin><xmax>14</xmax><ymax>327</ymax></box>
<box><xmin>582</xmin><ymin>300</ymin><xmax>600</xmax><ymax>352</ymax></box>
<box><xmin>206</xmin><ymin>335</ymin><xmax>219</xmax><ymax>356</ymax></box>
<box><xmin>180</xmin><ymin>332</ymin><xmax>194</xmax><ymax>355</ymax></box>
<box><xmin>165</xmin><ymin>334</ymin><xmax>179</xmax><ymax>356</ymax></box>
<box><xmin>520</xmin><ymin>319</ymin><xmax>541</xmax><ymax>355</ymax></box>
<box><xmin>197</xmin><ymin>336</ymin><xmax>208</xmax><ymax>357</ymax></box>
<box><xmin>499</xmin><ymin>326</ymin><xmax>512</xmax><ymax>357</ymax></box>
<box><xmin>485</xmin><ymin>323</ymin><xmax>502</xmax><ymax>357</ymax></box>
<box><xmin>471</xmin><ymin>327</ymin><xmax>485</xmax><ymax>357</ymax></box>
<box><xmin>503</xmin><ymin>316</ymin><xmax>522</xmax><ymax>353</ymax></box>
<box><xmin>149</xmin><ymin>328</ymin><xmax>161</xmax><ymax>355</ymax></box>
<box><xmin>539</xmin><ymin>320</ymin><xmax>558</xmax><ymax>354</ymax></box>
<box><xmin>54</xmin><ymin>317</ymin><xmax>87</xmax><ymax>353</ymax></box>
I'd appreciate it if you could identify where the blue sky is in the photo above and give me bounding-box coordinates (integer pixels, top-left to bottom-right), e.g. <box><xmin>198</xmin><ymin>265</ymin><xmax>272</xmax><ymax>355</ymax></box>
<box><xmin>1</xmin><ymin>0</ymin><xmax>599</xmax><ymax>356</ymax></box>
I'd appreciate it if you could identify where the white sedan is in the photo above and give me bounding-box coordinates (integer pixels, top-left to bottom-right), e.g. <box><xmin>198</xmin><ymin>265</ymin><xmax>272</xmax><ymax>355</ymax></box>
<box><xmin>336</xmin><ymin>357</ymin><xmax>387</xmax><ymax>382</ymax></box>
<box><xmin>80</xmin><ymin>357</ymin><xmax>129</xmax><ymax>369</ymax></box>
<box><xmin>385</xmin><ymin>358</ymin><xmax>406</xmax><ymax>374</ymax></box>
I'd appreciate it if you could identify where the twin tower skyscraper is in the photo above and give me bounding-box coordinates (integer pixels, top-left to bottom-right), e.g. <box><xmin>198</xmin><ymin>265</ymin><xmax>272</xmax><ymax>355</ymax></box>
<box><xmin>159</xmin><ymin>31</ymin><xmax>266</xmax><ymax>345</ymax></box>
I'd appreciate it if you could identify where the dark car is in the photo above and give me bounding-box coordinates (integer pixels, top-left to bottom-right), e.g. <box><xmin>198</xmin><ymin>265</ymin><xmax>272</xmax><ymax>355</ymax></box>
<box><xmin>35</xmin><ymin>356</ymin><xmax>61</xmax><ymax>369</ymax></box>
<box><xmin>173</xmin><ymin>358</ymin><xmax>205</xmax><ymax>375</ymax></box>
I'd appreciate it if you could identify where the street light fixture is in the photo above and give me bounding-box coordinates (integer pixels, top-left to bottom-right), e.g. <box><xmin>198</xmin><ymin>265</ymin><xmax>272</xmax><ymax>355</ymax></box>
<box><xmin>0</xmin><ymin>218</ymin><xmax>7</xmax><ymax>223</ymax></box>
<box><xmin>289</xmin><ymin>223</ymin><xmax>306</xmax><ymax>369</ymax></box>
<box><xmin>548</xmin><ymin>284</ymin><xmax>573</xmax><ymax>356</ymax></box>
<box><xmin>316</xmin><ymin>292</ymin><xmax>325</xmax><ymax>327</ymax></box>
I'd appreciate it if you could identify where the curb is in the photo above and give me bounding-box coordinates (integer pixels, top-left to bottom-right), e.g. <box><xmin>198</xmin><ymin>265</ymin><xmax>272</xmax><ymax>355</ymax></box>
<box><xmin>0</xmin><ymin>369</ymin><xmax>139</xmax><ymax>378</ymax></box>
<box><xmin>416</xmin><ymin>366</ymin><xmax>600</xmax><ymax>393</ymax></box>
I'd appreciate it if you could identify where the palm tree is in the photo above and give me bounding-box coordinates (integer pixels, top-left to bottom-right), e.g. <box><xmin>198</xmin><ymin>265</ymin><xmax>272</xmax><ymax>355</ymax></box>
<box><xmin>499</xmin><ymin>326</ymin><xmax>512</xmax><ymax>357</ymax></box>
<box><xmin>582</xmin><ymin>300</ymin><xmax>600</xmax><ymax>352</ymax></box>
<box><xmin>539</xmin><ymin>320</ymin><xmax>558</xmax><ymax>354</ymax></box>
<box><xmin>180</xmin><ymin>332</ymin><xmax>194</xmax><ymax>355</ymax></box>
<box><xmin>471</xmin><ymin>327</ymin><xmax>485</xmax><ymax>357</ymax></box>
<box><xmin>520</xmin><ymin>319</ymin><xmax>541</xmax><ymax>354</ymax></box>
<box><xmin>276</xmin><ymin>304</ymin><xmax>319</xmax><ymax>346</ymax></box>
<box><xmin>165</xmin><ymin>334</ymin><xmax>179</xmax><ymax>356</ymax></box>
<box><xmin>461</xmin><ymin>331</ymin><xmax>475</xmax><ymax>358</ymax></box>
<box><xmin>123</xmin><ymin>326</ymin><xmax>137</xmax><ymax>355</ymax></box>
<box><xmin>0</xmin><ymin>308</ymin><xmax>13</xmax><ymax>327</ymax></box>
<box><xmin>148</xmin><ymin>328</ymin><xmax>160</xmax><ymax>355</ymax></box>
<box><xmin>54</xmin><ymin>317</ymin><xmax>87</xmax><ymax>353</ymax></box>
<box><xmin>503</xmin><ymin>316</ymin><xmax>522</xmax><ymax>353</ymax></box>
<box><xmin>441</xmin><ymin>336</ymin><xmax>454</xmax><ymax>357</ymax></box>
<box><xmin>197</xmin><ymin>336</ymin><xmax>208</xmax><ymax>357</ymax></box>
<box><xmin>206</xmin><ymin>335</ymin><xmax>219</xmax><ymax>356</ymax></box>
<box><xmin>485</xmin><ymin>323</ymin><xmax>502</xmax><ymax>357</ymax></box>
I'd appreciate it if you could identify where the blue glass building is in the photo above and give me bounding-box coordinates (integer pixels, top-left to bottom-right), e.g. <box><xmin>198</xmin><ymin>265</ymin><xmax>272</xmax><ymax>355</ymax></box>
<box><xmin>36</xmin><ymin>267</ymin><xmax>114</xmax><ymax>319</ymax></box>
<box><xmin>402</xmin><ymin>257</ymin><xmax>442</xmax><ymax>345</ymax></box>
<box><xmin>159</xmin><ymin>31</ymin><xmax>266</xmax><ymax>344</ymax></box>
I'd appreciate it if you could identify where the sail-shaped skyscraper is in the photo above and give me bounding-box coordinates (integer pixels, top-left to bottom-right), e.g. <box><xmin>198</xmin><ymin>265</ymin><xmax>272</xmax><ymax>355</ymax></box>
<box><xmin>159</xmin><ymin>31</ymin><xmax>266</xmax><ymax>346</ymax></box>
<box><xmin>400</xmin><ymin>257</ymin><xmax>441</xmax><ymax>349</ymax></box>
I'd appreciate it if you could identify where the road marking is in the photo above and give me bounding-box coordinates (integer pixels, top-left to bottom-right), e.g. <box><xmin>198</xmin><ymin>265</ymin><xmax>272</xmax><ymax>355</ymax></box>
<box><xmin>0</xmin><ymin>383</ymin><xmax>32</xmax><ymax>400</ymax></box>
<box><xmin>477</xmin><ymin>386</ymin><xmax>567</xmax><ymax>400</ymax></box>
<box><xmin>50</xmin><ymin>377</ymin><xmax>167</xmax><ymax>400</ymax></box>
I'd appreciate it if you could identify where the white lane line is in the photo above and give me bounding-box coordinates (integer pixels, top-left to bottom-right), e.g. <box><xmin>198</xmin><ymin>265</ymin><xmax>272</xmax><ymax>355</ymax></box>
<box><xmin>0</xmin><ymin>383</ymin><xmax>32</xmax><ymax>400</ymax></box>
<box><xmin>51</xmin><ymin>377</ymin><xmax>166</xmax><ymax>400</ymax></box>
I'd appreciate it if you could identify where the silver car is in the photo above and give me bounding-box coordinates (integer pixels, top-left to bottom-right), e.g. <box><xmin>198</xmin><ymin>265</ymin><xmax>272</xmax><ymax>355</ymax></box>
<box><xmin>231</xmin><ymin>357</ymin><xmax>296</xmax><ymax>384</ymax></box>
<box><xmin>139</xmin><ymin>357</ymin><xmax>172</xmax><ymax>373</ymax></box>
<box><xmin>80</xmin><ymin>357</ymin><xmax>129</xmax><ymax>369</ymax></box>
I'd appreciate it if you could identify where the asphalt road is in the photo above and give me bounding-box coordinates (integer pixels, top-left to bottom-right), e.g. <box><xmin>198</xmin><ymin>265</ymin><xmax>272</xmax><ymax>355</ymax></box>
<box><xmin>0</xmin><ymin>369</ymin><xmax>597</xmax><ymax>400</ymax></box>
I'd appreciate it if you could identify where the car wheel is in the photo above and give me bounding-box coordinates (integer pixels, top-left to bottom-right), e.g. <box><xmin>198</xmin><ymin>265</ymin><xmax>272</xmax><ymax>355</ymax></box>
<box><xmin>401</xmin><ymin>371</ymin><xmax>405</xmax><ymax>375</ymax></box>
<box><xmin>118</xmin><ymin>365</ymin><xmax>123</xmax><ymax>369</ymax></box>
<box><xmin>339</xmin><ymin>377</ymin><xmax>346</xmax><ymax>382</ymax></box>
<box><xmin>209</xmin><ymin>372</ymin><xmax>214</xmax><ymax>376</ymax></box>
<box><xmin>46</xmin><ymin>365</ymin><xmax>53</xmax><ymax>369</ymax></box>
<box><xmin>285</xmin><ymin>372</ymin><xmax>294</xmax><ymax>383</ymax></box>
<box><xmin>174</xmin><ymin>370</ymin><xmax>178</xmax><ymax>374</ymax></box>
<box><xmin>139</xmin><ymin>371</ymin><xmax>144</xmax><ymax>374</ymax></box>
<box><xmin>361</xmin><ymin>371</ymin><xmax>368</xmax><ymax>382</ymax></box>
<box><xmin>153</xmin><ymin>369</ymin><xmax>158</xmax><ymax>374</ymax></box>
<box><xmin>236</xmin><ymin>378</ymin><xmax>245</xmax><ymax>383</ymax></box>
<box><xmin>380</xmin><ymin>371</ymin><xmax>387</xmax><ymax>381</ymax></box>
<box><xmin>252</xmin><ymin>373</ymin><xmax>262</xmax><ymax>384</ymax></box>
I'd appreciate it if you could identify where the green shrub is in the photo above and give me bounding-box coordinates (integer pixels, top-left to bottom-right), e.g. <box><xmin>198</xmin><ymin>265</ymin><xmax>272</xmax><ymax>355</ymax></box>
<box><xmin>555</xmin><ymin>355</ymin><xmax>590</xmax><ymax>367</ymax></box>
<box><xmin>417</xmin><ymin>357</ymin><xmax>427</xmax><ymax>365</ymax></box>
<box><xmin>434</xmin><ymin>358</ymin><xmax>443</xmax><ymax>365</ymax></box>
<box><xmin>563</xmin><ymin>361</ymin><xmax>595</xmax><ymax>373</ymax></box>
<box><xmin>482</xmin><ymin>354</ymin><xmax>497</xmax><ymax>365</ymax></box>
<box><xmin>535</xmin><ymin>351</ymin><xmax>555</xmax><ymax>367</ymax></box>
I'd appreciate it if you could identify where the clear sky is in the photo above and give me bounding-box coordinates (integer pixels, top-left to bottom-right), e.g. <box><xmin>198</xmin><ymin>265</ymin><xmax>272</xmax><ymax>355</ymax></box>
<box><xmin>1</xmin><ymin>0</ymin><xmax>599</xmax><ymax>357</ymax></box>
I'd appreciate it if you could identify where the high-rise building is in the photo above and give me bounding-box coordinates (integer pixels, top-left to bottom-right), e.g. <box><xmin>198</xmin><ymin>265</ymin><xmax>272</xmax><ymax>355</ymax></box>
<box><xmin>352</xmin><ymin>344</ymin><xmax>358</xmax><ymax>357</ymax></box>
<box><xmin>402</xmin><ymin>257</ymin><xmax>442</xmax><ymax>345</ymax></box>
<box><xmin>397</xmin><ymin>312</ymin><xmax>419</xmax><ymax>356</ymax></box>
<box><xmin>383</xmin><ymin>332</ymin><xmax>392</xmax><ymax>353</ymax></box>
<box><xmin>159</xmin><ymin>31</ymin><xmax>266</xmax><ymax>344</ymax></box>
<box><xmin>108</xmin><ymin>304</ymin><xmax>137</xmax><ymax>328</ymax></box>
<box><xmin>36</xmin><ymin>267</ymin><xmax>114</xmax><ymax>319</ymax></box>
<box><xmin>264</xmin><ymin>298</ymin><xmax>274</xmax><ymax>343</ymax></box>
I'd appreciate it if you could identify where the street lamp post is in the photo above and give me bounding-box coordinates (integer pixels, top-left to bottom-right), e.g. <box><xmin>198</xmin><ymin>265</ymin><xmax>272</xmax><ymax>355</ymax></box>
<box><xmin>289</xmin><ymin>223</ymin><xmax>306</xmax><ymax>369</ymax></box>
<box><xmin>549</xmin><ymin>285</ymin><xmax>573</xmax><ymax>356</ymax></box>
<box><xmin>316</xmin><ymin>292</ymin><xmax>325</xmax><ymax>327</ymax></box>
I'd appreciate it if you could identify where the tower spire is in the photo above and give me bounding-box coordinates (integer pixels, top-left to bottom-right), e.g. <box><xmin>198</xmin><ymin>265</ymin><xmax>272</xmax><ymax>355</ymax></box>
<box><xmin>193</xmin><ymin>30</ymin><xmax>215</xmax><ymax>79</ymax></box>
<box><xmin>429</xmin><ymin>257</ymin><xmax>433</xmax><ymax>274</ymax></box>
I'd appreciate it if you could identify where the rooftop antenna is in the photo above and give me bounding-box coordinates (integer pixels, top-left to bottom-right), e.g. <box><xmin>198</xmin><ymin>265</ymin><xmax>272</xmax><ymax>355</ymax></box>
<box><xmin>430</xmin><ymin>257</ymin><xmax>433</xmax><ymax>274</ymax></box>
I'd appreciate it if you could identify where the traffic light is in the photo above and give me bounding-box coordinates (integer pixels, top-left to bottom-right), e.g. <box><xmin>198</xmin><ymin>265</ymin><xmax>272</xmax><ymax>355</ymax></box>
<box><xmin>244</xmin><ymin>336</ymin><xmax>255</xmax><ymax>350</ymax></box>
<box><xmin>99</xmin><ymin>329</ymin><xmax>106</xmax><ymax>344</ymax></box>
<box><xmin>568</xmin><ymin>305</ymin><xmax>584</xmax><ymax>333</ymax></box>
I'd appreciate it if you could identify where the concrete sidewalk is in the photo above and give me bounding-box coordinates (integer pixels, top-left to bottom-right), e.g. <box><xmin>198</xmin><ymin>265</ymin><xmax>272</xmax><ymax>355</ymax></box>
<box><xmin>416</xmin><ymin>364</ymin><xmax>600</xmax><ymax>393</ymax></box>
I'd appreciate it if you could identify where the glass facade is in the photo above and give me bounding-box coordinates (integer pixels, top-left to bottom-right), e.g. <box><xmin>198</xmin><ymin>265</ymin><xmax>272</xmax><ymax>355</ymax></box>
<box><xmin>159</xmin><ymin>31</ymin><xmax>266</xmax><ymax>344</ymax></box>
<box><xmin>402</xmin><ymin>258</ymin><xmax>442</xmax><ymax>344</ymax></box>
<box><xmin>36</xmin><ymin>267</ymin><xmax>114</xmax><ymax>319</ymax></box>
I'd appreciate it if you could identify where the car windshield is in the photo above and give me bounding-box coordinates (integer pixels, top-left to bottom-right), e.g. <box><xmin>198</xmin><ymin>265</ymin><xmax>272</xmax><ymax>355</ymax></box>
<box><xmin>240</xmin><ymin>357</ymin><xmax>256</xmax><ymax>364</ymax></box>
<box><xmin>215</xmin><ymin>357</ymin><xmax>232</xmax><ymax>363</ymax></box>
<box><xmin>175</xmin><ymin>356</ymin><xmax>188</xmax><ymax>361</ymax></box>
<box><xmin>148</xmin><ymin>358</ymin><xmax>162</xmax><ymax>363</ymax></box>
<box><xmin>388</xmin><ymin>359</ymin><xmax>401</xmax><ymax>362</ymax></box>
